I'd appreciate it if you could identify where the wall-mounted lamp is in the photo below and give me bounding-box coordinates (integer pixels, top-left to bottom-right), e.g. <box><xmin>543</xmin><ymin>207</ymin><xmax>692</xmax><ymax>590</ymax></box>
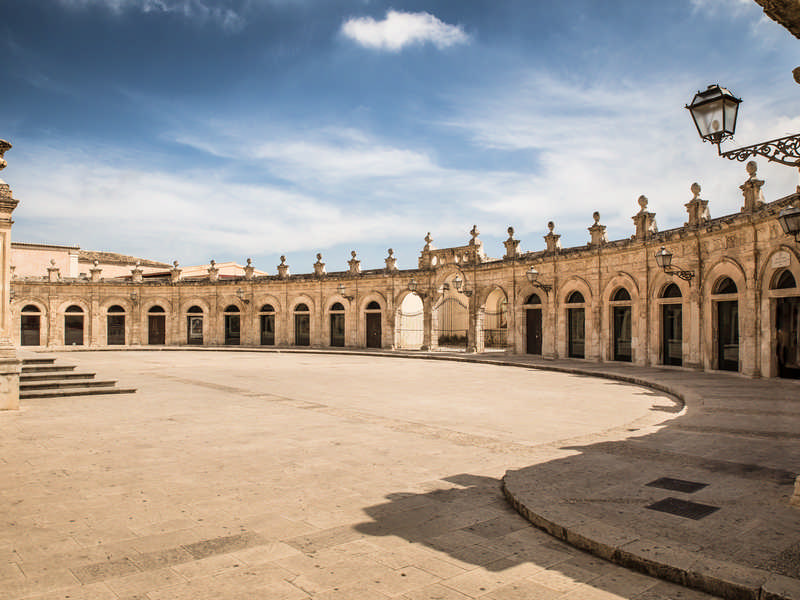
<box><xmin>236</xmin><ymin>288</ymin><xmax>250</xmax><ymax>304</ymax></box>
<box><xmin>452</xmin><ymin>275</ymin><xmax>473</xmax><ymax>297</ymax></box>
<box><xmin>525</xmin><ymin>266</ymin><xmax>552</xmax><ymax>294</ymax></box>
<box><xmin>337</xmin><ymin>283</ymin><xmax>354</xmax><ymax>300</ymax></box>
<box><xmin>654</xmin><ymin>247</ymin><xmax>695</xmax><ymax>282</ymax></box>
<box><xmin>778</xmin><ymin>205</ymin><xmax>800</xmax><ymax>243</ymax></box>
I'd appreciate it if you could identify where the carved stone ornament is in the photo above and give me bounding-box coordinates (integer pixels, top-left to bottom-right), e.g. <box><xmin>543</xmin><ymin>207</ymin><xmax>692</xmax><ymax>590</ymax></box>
<box><xmin>503</xmin><ymin>226</ymin><xmax>520</xmax><ymax>258</ymax></box>
<box><xmin>384</xmin><ymin>248</ymin><xmax>398</xmax><ymax>272</ymax></box>
<box><xmin>544</xmin><ymin>221</ymin><xmax>561</xmax><ymax>253</ymax></box>
<box><xmin>277</xmin><ymin>255</ymin><xmax>290</xmax><ymax>279</ymax></box>
<box><xmin>740</xmin><ymin>161</ymin><xmax>765</xmax><ymax>212</ymax></box>
<box><xmin>244</xmin><ymin>258</ymin><xmax>255</xmax><ymax>280</ymax></box>
<box><xmin>632</xmin><ymin>195</ymin><xmax>657</xmax><ymax>241</ymax></box>
<box><xmin>469</xmin><ymin>224</ymin><xmax>480</xmax><ymax>246</ymax></box>
<box><xmin>588</xmin><ymin>211</ymin><xmax>608</xmax><ymax>247</ymax></box>
<box><xmin>314</xmin><ymin>253</ymin><xmax>327</xmax><ymax>277</ymax></box>
<box><xmin>685</xmin><ymin>182</ymin><xmax>711</xmax><ymax>228</ymax></box>
<box><xmin>170</xmin><ymin>260</ymin><xmax>182</xmax><ymax>283</ymax></box>
<box><xmin>348</xmin><ymin>250</ymin><xmax>361</xmax><ymax>275</ymax></box>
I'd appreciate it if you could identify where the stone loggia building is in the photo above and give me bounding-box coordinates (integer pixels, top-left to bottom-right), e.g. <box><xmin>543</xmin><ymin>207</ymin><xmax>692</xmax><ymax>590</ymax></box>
<box><xmin>10</xmin><ymin>163</ymin><xmax>800</xmax><ymax>380</ymax></box>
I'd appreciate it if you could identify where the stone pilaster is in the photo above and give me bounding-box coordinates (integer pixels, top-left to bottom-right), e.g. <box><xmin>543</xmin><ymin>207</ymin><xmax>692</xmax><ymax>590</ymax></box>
<box><xmin>0</xmin><ymin>140</ymin><xmax>20</xmax><ymax>409</ymax></box>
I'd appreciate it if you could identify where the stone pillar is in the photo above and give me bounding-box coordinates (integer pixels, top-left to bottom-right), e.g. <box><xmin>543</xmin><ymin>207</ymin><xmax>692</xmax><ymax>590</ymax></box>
<box><xmin>89</xmin><ymin>260</ymin><xmax>102</xmax><ymax>282</ymax></box>
<box><xmin>632</xmin><ymin>195</ymin><xmax>657</xmax><ymax>241</ymax></box>
<box><xmin>588</xmin><ymin>212</ymin><xmax>608</xmax><ymax>247</ymax></box>
<box><xmin>503</xmin><ymin>227</ymin><xmax>520</xmax><ymax>258</ymax></box>
<box><xmin>685</xmin><ymin>183</ymin><xmax>710</xmax><ymax>227</ymax></box>
<box><xmin>422</xmin><ymin>296</ymin><xmax>433</xmax><ymax>351</ymax></box>
<box><xmin>544</xmin><ymin>221</ymin><xmax>561</xmax><ymax>253</ymax></box>
<box><xmin>0</xmin><ymin>140</ymin><xmax>20</xmax><ymax>409</ymax></box>
<box><xmin>384</xmin><ymin>248</ymin><xmax>397</xmax><ymax>272</ymax></box>
<box><xmin>314</xmin><ymin>254</ymin><xmax>326</xmax><ymax>277</ymax></box>
<box><xmin>740</xmin><ymin>161</ymin><xmax>765</xmax><ymax>212</ymax></box>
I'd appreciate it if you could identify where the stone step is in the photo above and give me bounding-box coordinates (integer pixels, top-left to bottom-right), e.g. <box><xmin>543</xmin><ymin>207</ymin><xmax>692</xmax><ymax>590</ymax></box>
<box><xmin>21</xmin><ymin>379</ymin><xmax>118</xmax><ymax>391</ymax></box>
<box><xmin>21</xmin><ymin>387</ymin><xmax>136</xmax><ymax>399</ymax></box>
<box><xmin>21</xmin><ymin>372</ymin><xmax>96</xmax><ymax>382</ymax></box>
<box><xmin>21</xmin><ymin>365</ymin><xmax>77</xmax><ymax>373</ymax></box>
<box><xmin>21</xmin><ymin>358</ymin><xmax>56</xmax><ymax>365</ymax></box>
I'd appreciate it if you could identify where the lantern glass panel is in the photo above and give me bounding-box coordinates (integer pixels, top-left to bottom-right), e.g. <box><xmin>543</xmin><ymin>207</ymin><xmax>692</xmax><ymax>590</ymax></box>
<box><xmin>723</xmin><ymin>98</ymin><xmax>739</xmax><ymax>136</ymax></box>
<box><xmin>691</xmin><ymin>100</ymin><xmax>725</xmax><ymax>141</ymax></box>
<box><xmin>655</xmin><ymin>248</ymin><xmax>672</xmax><ymax>269</ymax></box>
<box><xmin>778</xmin><ymin>206</ymin><xmax>800</xmax><ymax>235</ymax></box>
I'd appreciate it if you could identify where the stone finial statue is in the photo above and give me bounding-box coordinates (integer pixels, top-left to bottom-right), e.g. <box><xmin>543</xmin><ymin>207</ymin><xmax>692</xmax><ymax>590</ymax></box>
<box><xmin>131</xmin><ymin>261</ymin><xmax>143</xmax><ymax>283</ymax></box>
<box><xmin>503</xmin><ymin>226</ymin><xmax>520</xmax><ymax>259</ymax></box>
<box><xmin>348</xmin><ymin>250</ymin><xmax>361</xmax><ymax>275</ymax></box>
<box><xmin>244</xmin><ymin>257</ymin><xmax>255</xmax><ymax>280</ymax></box>
<box><xmin>277</xmin><ymin>255</ymin><xmax>290</xmax><ymax>279</ymax></box>
<box><xmin>469</xmin><ymin>224</ymin><xmax>480</xmax><ymax>246</ymax></box>
<box><xmin>740</xmin><ymin>161</ymin><xmax>765</xmax><ymax>212</ymax></box>
<box><xmin>313</xmin><ymin>253</ymin><xmax>326</xmax><ymax>277</ymax></box>
<box><xmin>544</xmin><ymin>221</ymin><xmax>562</xmax><ymax>253</ymax></box>
<box><xmin>0</xmin><ymin>140</ymin><xmax>10</xmax><ymax>178</ymax></box>
<box><xmin>170</xmin><ymin>260</ymin><xmax>182</xmax><ymax>283</ymax></box>
<box><xmin>419</xmin><ymin>233</ymin><xmax>436</xmax><ymax>269</ymax></box>
<box><xmin>385</xmin><ymin>248</ymin><xmax>398</xmax><ymax>272</ymax></box>
<box><xmin>588</xmin><ymin>211</ymin><xmax>608</xmax><ymax>247</ymax></box>
<box><xmin>632</xmin><ymin>195</ymin><xmax>658</xmax><ymax>241</ymax></box>
<box><xmin>90</xmin><ymin>259</ymin><xmax>103</xmax><ymax>282</ymax></box>
<box><xmin>423</xmin><ymin>232</ymin><xmax>434</xmax><ymax>251</ymax></box>
<box><xmin>47</xmin><ymin>258</ymin><xmax>61</xmax><ymax>282</ymax></box>
<box><xmin>685</xmin><ymin>182</ymin><xmax>711</xmax><ymax>227</ymax></box>
<box><xmin>207</xmin><ymin>259</ymin><xmax>219</xmax><ymax>282</ymax></box>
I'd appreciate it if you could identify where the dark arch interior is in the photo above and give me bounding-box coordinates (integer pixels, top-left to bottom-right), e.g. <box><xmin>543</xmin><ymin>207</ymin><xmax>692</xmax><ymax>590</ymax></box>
<box><xmin>525</xmin><ymin>294</ymin><xmax>541</xmax><ymax>305</ymax></box>
<box><xmin>187</xmin><ymin>305</ymin><xmax>203</xmax><ymax>314</ymax></box>
<box><xmin>65</xmin><ymin>305</ymin><xmax>84</xmax><ymax>313</ymax></box>
<box><xmin>107</xmin><ymin>305</ymin><xmax>125</xmax><ymax>313</ymax></box>
<box><xmin>330</xmin><ymin>302</ymin><xmax>345</xmax><ymax>311</ymax></box>
<box><xmin>613</xmin><ymin>288</ymin><xmax>631</xmax><ymax>301</ymax></box>
<box><xmin>148</xmin><ymin>305</ymin><xmax>165</xmax><ymax>313</ymax></box>
<box><xmin>366</xmin><ymin>301</ymin><xmax>380</xmax><ymax>310</ymax></box>
<box><xmin>295</xmin><ymin>303</ymin><xmax>309</xmax><ymax>312</ymax></box>
<box><xmin>715</xmin><ymin>277</ymin><xmax>738</xmax><ymax>294</ymax></box>
<box><xmin>21</xmin><ymin>304</ymin><xmax>40</xmax><ymax>313</ymax></box>
<box><xmin>224</xmin><ymin>305</ymin><xmax>240</xmax><ymax>313</ymax></box>
<box><xmin>260</xmin><ymin>304</ymin><xmax>275</xmax><ymax>312</ymax></box>
<box><xmin>566</xmin><ymin>291</ymin><xmax>584</xmax><ymax>304</ymax></box>
<box><xmin>662</xmin><ymin>283</ymin><xmax>682</xmax><ymax>298</ymax></box>
<box><xmin>775</xmin><ymin>270</ymin><xmax>797</xmax><ymax>290</ymax></box>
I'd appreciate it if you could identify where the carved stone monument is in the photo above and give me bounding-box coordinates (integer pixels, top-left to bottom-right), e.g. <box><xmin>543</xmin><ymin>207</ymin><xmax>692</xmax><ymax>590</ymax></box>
<box><xmin>740</xmin><ymin>161</ymin><xmax>765</xmax><ymax>212</ymax></box>
<box><xmin>313</xmin><ymin>254</ymin><xmax>326</xmax><ymax>277</ymax></box>
<box><xmin>588</xmin><ymin>211</ymin><xmax>608</xmax><ymax>247</ymax></box>
<box><xmin>544</xmin><ymin>221</ymin><xmax>561</xmax><ymax>253</ymax></box>
<box><xmin>0</xmin><ymin>140</ymin><xmax>21</xmax><ymax>410</ymax></box>
<box><xmin>632</xmin><ymin>195</ymin><xmax>658</xmax><ymax>241</ymax></box>
<box><xmin>685</xmin><ymin>182</ymin><xmax>711</xmax><ymax>228</ymax></box>
<box><xmin>503</xmin><ymin>227</ymin><xmax>520</xmax><ymax>259</ymax></box>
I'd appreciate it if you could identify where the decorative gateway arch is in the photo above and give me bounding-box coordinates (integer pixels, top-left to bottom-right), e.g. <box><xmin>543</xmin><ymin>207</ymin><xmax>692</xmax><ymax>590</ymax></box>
<box><xmin>8</xmin><ymin>164</ymin><xmax>800</xmax><ymax>380</ymax></box>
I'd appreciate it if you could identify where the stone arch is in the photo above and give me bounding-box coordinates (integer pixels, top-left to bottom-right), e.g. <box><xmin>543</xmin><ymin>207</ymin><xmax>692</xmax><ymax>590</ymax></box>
<box><xmin>12</xmin><ymin>298</ymin><xmax>48</xmax><ymax>347</ymax></box>
<box><xmin>558</xmin><ymin>277</ymin><xmax>592</xmax><ymax>360</ymax></box>
<box><xmin>180</xmin><ymin>298</ymin><xmax>211</xmax><ymax>315</ymax></box>
<box><xmin>601</xmin><ymin>272</ymin><xmax>640</xmax><ymax>363</ymax></box>
<box><xmin>703</xmin><ymin>259</ymin><xmax>747</xmax><ymax>373</ymax></box>
<box><xmin>703</xmin><ymin>257</ymin><xmax>747</xmax><ymax>297</ymax></box>
<box><xmin>99</xmin><ymin>297</ymin><xmax>134</xmax><ymax>347</ymax></box>
<box><xmin>358</xmin><ymin>291</ymin><xmax>388</xmax><ymax>348</ymax></box>
<box><xmin>557</xmin><ymin>276</ymin><xmax>593</xmax><ymax>306</ymax></box>
<box><xmin>758</xmin><ymin>246</ymin><xmax>800</xmax><ymax>291</ymax></box>
<box><xmin>181</xmin><ymin>298</ymin><xmax>211</xmax><ymax>346</ymax></box>
<box><xmin>58</xmin><ymin>298</ymin><xmax>91</xmax><ymax>347</ymax></box>
<box><xmin>290</xmin><ymin>294</ymin><xmax>315</xmax><ymax>347</ymax></box>
<box><xmin>252</xmin><ymin>293</ymin><xmax>283</xmax><ymax>315</ymax></box>
<box><xmin>142</xmin><ymin>297</ymin><xmax>173</xmax><ymax>314</ymax></box>
<box><xmin>758</xmin><ymin>246</ymin><xmax>800</xmax><ymax>378</ymax></box>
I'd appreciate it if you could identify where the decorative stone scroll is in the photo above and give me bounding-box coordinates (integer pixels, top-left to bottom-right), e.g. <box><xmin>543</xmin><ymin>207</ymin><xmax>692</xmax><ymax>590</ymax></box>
<box><xmin>740</xmin><ymin>161</ymin><xmax>765</xmax><ymax>212</ymax></box>
<box><xmin>313</xmin><ymin>253</ymin><xmax>326</xmax><ymax>277</ymax></box>
<box><xmin>632</xmin><ymin>195</ymin><xmax>657</xmax><ymax>241</ymax></box>
<box><xmin>503</xmin><ymin>227</ymin><xmax>520</xmax><ymax>259</ymax></box>
<box><xmin>588</xmin><ymin>212</ymin><xmax>608</xmax><ymax>247</ymax></box>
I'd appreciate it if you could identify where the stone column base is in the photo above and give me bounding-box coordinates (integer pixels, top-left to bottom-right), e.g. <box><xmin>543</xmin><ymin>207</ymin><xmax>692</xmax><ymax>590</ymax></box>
<box><xmin>0</xmin><ymin>357</ymin><xmax>22</xmax><ymax>410</ymax></box>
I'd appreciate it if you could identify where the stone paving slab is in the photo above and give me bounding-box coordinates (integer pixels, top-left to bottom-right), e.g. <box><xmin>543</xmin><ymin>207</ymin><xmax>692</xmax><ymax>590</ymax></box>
<box><xmin>1</xmin><ymin>349</ymin><xmax>725</xmax><ymax>600</ymax></box>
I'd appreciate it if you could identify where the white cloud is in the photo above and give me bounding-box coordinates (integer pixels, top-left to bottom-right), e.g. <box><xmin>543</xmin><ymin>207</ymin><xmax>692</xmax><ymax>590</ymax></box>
<box><xmin>54</xmin><ymin>0</ymin><xmax>245</xmax><ymax>32</ymax></box>
<box><xmin>341</xmin><ymin>10</ymin><xmax>469</xmax><ymax>52</ymax></box>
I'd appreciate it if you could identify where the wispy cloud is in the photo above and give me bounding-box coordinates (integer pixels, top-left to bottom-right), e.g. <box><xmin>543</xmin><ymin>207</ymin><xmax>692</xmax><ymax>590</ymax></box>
<box><xmin>54</xmin><ymin>0</ymin><xmax>245</xmax><ymax>32</ymax></box>
<box><xmin>340</xmin><ymin>10</ymin><xmax>469</xmax><ymax>52</ymax></box>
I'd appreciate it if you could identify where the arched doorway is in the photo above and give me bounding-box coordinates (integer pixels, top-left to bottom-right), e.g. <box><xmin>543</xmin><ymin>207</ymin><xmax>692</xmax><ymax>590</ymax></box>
<box><xmin>661</xmin><ymin>283</ymin><xmax>682</xmax><ymax>366</ymax></box>
<box><xmin>434</xmin><ymin>279</ymin><xmax>469</xmax><ymax>351</ymax></box>
<box><xmin>483</xmin><ymin>288</ymin><xmax>508</xmax><ymax>350</ymax></box>
<box><xmin>294</xmin><ymin>303</ymin><xmax>310</xmax><ymax>346</ymax></box>
<box><xmin>566</xmin><ymin>291</ymin><xmax>585</xmax><ymax>358</ymax></box>
<box><xmin>611</xmin><ymin>288</ymin><xmax>632</xmax><ymax>362</ymax></box>
<box><xmin>224</xmin><ymin>305</ymin><xmax>241</xmax><ymax>345</ymax></box>
<box><xmin>524</xmin><ymin>294</ymin><xmax>542</xmax><ymax>355</ymax></box>
<box><xmin>365</xmin><ymin>301</ymin><xmax>381</xmax><ymax>348</ymax></box>
<box><xmin>715</xmin><ymin>277</ymin><xmax>739</xmax><ymax>371</ymax></box>
<box><xmin>20</xmin><ymin>304</ymin><xmax>41</xmax><ymax>346</ymax></box>
<box><xmin>148</xmin><ymin>305</ymin><xmax>166</xmax><ymax>345</ymax></box>
<box><xmin>186</xmin><ymin>305</ymin><xmax>204</xmax><ymax>345</ymax></box>
<box><xmin>106</xmin><ymin>305</ymin><xmax>126</xmax><ymax>345</ymax></box>
<box><xmin>773</xmin><ymin>269</ymin><xmax>799</xmax><ymax>379</ymax></box>
<box><xmin>396</xmin><ymin>294</ymin><xmax>423</xmax><ymax>349</ymax></box>
<box><xmin>64</xmin><ymin>305</ymin><xmax>84</xmax><ymax>346</ymax></box>
<box><xmin>259</xmin><ymin>304</ymin><xmax>275</xmax><ymax>346</ymax></box>
<box><xmin>329</xmin><ymin>302</ymin><xmax>345</xmax><ymax>347</ymax></box>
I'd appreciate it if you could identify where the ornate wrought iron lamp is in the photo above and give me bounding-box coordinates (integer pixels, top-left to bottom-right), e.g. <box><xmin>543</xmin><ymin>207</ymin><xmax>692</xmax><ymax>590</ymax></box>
<box><xmin>336</xmin><ymin>283</ymin><xmax>354</xmax><ymax>301</ymax></box>
<box><xmin>235</xmin><ymin>288</ymin><xmax>250</xmax><ymax>304</ymax></box>
<box><xmin>452</xmin><ymin>275</ymin><xmax>473</xmax><ymax>297</ymax></box>
<box><xmin>686</xmin><ymin>84</ymin><xmax>800</xmax><ymax>167</ymax></box>
<box><xmin>777</xmin><ymin>205</ymin><xmax>800</xmax><ymax>242</ymax></box>
<box><xmin>654</xmin><ymin>247</ymin><xmax>695</xmax><ymax>282</ymax></box>
<box><xmin>525</xmin><ymin>266</ymin><xmax>552</xmax><ymax>294</ymax></box>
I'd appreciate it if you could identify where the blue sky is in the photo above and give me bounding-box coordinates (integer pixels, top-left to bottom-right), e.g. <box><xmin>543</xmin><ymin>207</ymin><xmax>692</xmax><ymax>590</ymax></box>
<box><xmin>1</xmin><ymin>0</ymin><xmax>798</xmax><ymax>272</ymax></box>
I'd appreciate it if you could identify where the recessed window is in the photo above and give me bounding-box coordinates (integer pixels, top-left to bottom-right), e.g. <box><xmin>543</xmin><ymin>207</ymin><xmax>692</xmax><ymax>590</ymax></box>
<box><xmin>612</xmin><ymin>288</ymin><xmax>631</xmax><ymax>301</ymax></box>
<box><xmin>662</xmin><ymin>283</ymin><xmax>682</xmax><ymax>298</ymax></box>
<box><xmin>566</xmin><ymin>291</ymin><xmax>584</xmax><ymax>304</ymax></box>
<box><xmin>107</xmin><ymin>305</ymin><xmax>125</xmax><ymax>313</ymax></box>
<box><xmin>367</xmin><ymin>301</ymin><xmax>381</xmax><ymax>310</ymax></box>
<box><xmin>65</xmin><ymin>305</ymin><xmax>84</xmax><ymax>313</ymax></box>
<box><xmin>21</xmin><ymin>304</ymin><xmax>40</xmax><ymax>313</ymax></box>
<box><xmin>260</xmin><ymin>304</ymin><xmax>275</xmax><ymax>312</ymax></box>
<box><xmin>525</xmin><ymin>294</ymin><xmax>541</xmax><ymax>305</ymax></box>
<box><xmin>187</xmin><ymin>305</ymin><xmax>203</xmax><ymax>314</ymax></box>
<box><xmin>148</xmin><ymin>305</ymin><xmax>165</xmax><ymax>313</ymax></box>
<box><xmin>294</xmin><ymin>303</ymin><xmax>309</xmax><ymax>312</ymax></box>
<box><xmin>774</xmin><ymin>270</ymin><xmax>797</xmax><ymax>290</ymax></box>
<box><xmin>714</xmin><ymin>277</ymin><xmax>737</xmax><ymax>294</ymax></box>
<box><xmin>224</xmin><ymin>304</ymin><xmax>240</xmax><ymax>313</ymax></box>
<box><xmin>330</xmin><ymin>302</ymin><xmax>345</xmax><ymax>311</ymax></box>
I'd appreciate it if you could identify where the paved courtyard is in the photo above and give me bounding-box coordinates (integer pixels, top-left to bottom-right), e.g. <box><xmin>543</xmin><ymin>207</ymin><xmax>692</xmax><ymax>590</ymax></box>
<box><xmin>0</xmin><ymin>350</ymin><xmax>717</xmax><ymax>600</ymax></box>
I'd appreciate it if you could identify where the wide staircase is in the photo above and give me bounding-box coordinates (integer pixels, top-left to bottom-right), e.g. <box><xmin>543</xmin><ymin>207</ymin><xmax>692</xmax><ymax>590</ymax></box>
<box><xmin>20</xmin><ymin>357</ymin><xmax>136</xmax><ymax>399</ymax></box>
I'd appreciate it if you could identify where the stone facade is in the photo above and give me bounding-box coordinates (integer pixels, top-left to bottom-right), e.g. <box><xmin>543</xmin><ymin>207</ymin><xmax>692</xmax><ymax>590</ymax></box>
<box><xmin>10</xmin><ymin>166</ymin><xmax>800</xmax><ymax>380</ymax></box>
